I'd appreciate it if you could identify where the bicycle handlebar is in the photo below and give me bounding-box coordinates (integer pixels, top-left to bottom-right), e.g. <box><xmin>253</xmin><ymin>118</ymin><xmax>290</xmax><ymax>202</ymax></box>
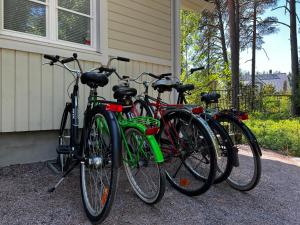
<box><xmin>117</xmin><ymin>57</ymin><xmax>130</xmax><ymax>62</ymax></box>
<box><xmin>145</xmin><ymin>72</ymin><xmax>172</xmax><ymax>80</ymax></box>
<box><xmin>190</xmin><ymin>67</ymin><xmax>205</xmax><ymax>74</ymax></box>
<box><xmin>44</xmin><ymin>54</ymin><xmax>60</xmax><ymax>63</ymax></box>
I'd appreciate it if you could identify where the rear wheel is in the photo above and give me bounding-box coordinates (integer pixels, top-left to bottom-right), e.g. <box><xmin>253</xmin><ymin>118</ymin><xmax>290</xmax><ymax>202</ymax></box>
<box><xmin>205</xmin><ymin>116</ymin><xmax>235</xmax><ymax>184</ymax></box>
<box><xmin>217</xmin><ymin>115</ymin><xmax>261</xmax><ymax>191</ymax></box>
<box><xmin>123</xmin><ymin>128</ymin><xmax>165</xmax><ymax>204</ymax></box>
<box><xmin>80</xmin><ymin>107</ymin><xmax>119</xmax><ymax>224</ymax></box>
<box><xmin>159</xmin><ymin>110</ymin><xmax>217</xmax><ymax>196</ymax></box>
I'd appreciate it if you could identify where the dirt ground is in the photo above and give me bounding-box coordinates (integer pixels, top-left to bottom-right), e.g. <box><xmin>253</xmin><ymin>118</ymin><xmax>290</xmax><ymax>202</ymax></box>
<box><xmin>0</xmin><ymin>150</ymin><xmax>300</xmax><ymax>225</ymax></box>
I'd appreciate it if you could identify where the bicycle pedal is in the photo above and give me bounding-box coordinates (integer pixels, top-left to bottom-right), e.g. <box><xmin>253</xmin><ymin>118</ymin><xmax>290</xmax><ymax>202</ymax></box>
<box><xmin>56</xmin><ymin>145</ymin><xmax>72</xmax><ymax>154</ymax></box>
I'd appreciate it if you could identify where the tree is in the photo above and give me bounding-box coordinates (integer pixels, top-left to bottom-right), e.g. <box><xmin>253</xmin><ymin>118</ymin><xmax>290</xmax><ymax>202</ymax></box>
<box><xmin>289</xmin><ymin>0</ymin><xmax>300</xmax><ymax>115</ymax></box>
<box><xmin>228</xmin><ymin>0</ymin><xmax>240</xmax><ymax>109</ymax></box>
<box><xmin>247</xmin><ymin>0</ymin><xmax>278</xmax><ymax>110</ymax></box>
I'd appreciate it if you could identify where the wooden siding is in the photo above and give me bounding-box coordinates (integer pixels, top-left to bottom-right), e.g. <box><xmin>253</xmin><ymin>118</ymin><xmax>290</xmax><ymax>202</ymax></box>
<box><xmin>108</xmin><ymin>0</ymin><xmax>172</xmax><ymax>60</ymax></box>
<box><xmin>0</xmin><ymin>49</ymin><xmax>171</xmax><ymax>132</ymax></box>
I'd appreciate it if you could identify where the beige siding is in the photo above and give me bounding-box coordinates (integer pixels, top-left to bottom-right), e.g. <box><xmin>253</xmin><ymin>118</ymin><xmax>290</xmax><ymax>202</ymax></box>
<box><xmin>0</xmin><ymin>49</ymin><xmax>171</xmax><ymax>132</ymax></box>
<box><xmin>108</xmin><ymin>0</ymin><xmax>172</xmax><ymax>60</ymax></box>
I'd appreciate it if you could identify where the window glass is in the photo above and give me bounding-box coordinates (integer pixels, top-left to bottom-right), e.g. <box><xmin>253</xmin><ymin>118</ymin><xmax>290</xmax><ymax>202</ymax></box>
<box><xmin>58</xmin><ymin>0</ymin><xmax>91</xmax><ymax>15</ymax></box>
<box><xmin>58</xmin><ymin>10</ymin><xmax>91</xmax><ymax>45</ymax></box>
<box><xmin>4</xmin><ymin>0</ymin><xmax>46</xmax><ymax>37</ymax></box>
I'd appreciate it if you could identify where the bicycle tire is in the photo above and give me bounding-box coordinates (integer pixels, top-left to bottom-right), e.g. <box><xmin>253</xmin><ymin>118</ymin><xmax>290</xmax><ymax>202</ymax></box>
<box><xmin>159</xmin><ymin>110</ymin><xmax>217</xmax><ymax>196</ymax></box>
<box><xmin>122</xmin><ymin>128</ymin><xmax>165</xmax><ymax>204</ymax></box>
<box><xmin>216</xmin><ymin>114</ymin><xmax>261</xmax><ymax>191</ymax></box>
<box><xmin>204</xmin><ymin>115</ymin><xmax>235</xmax><ymax>184</ymax></box>
<box><xmin>80</xmin><ymin>106</ymin><xmax>120</xmax><ymax>224</ymax></box>
<box><xmin>133</xmin><ymin>99</ymin><xmax>153</xmax><ymax>117</ymax></box>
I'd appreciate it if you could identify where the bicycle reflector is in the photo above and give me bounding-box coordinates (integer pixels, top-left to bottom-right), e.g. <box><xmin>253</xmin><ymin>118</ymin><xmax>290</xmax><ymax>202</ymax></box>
<box><xmin>239</xmin><ymin>112</ymin><xmax>249</xmax><ymax>120</ymax></box>
<box><xmin>106</xmin><ymin>104</ymin><xmax>123</xmax><ymax>112</ymax></box>
<box><xmin>145</xmin><ymin>127</ymin><xmax>160</xmax><ymax>135</ymax></box>
<box><xmin>192</xmin><ymin>106</ymin><xmax>204</xmax><ymax>114</ymax></box>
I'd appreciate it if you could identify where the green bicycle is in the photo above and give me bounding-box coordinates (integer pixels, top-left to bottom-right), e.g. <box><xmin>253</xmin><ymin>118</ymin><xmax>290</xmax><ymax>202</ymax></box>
<box><xmin>112</xmin><ymin>77</ymin><xmax>166</xmax><ymax>204</ymax></box>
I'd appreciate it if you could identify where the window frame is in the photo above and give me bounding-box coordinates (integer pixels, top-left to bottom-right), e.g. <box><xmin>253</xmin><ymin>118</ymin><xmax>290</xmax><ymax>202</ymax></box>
<box><xmin>0</xmin><ymin>0</ymin><xmax>99</xmax><ymax>52</ymax></box>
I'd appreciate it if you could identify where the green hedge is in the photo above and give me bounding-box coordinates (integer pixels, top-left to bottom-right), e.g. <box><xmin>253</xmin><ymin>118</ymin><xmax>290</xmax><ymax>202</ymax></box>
<box><xmin>245</xmin><ymin>114</ymin><xmax>300</xmax><ymax>157</ymax></box>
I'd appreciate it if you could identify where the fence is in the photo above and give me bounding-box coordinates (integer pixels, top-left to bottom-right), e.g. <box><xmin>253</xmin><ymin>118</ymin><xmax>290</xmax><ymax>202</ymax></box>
<box><xmin>213</xmin><ymin>87</ymin><xmax>292</xmax><ymax>114</ymax></box>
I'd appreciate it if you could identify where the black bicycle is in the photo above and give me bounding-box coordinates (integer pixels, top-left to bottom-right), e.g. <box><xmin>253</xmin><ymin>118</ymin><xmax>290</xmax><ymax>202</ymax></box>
<box><xmin>44</xmin><ymin>53</ymin><xmax>129</xmax><ymax>224</ymax></box>
<box><xmin>176</xmin><ymin>67</ymin><xmax>262</xmax><ymax>191</ymax></box>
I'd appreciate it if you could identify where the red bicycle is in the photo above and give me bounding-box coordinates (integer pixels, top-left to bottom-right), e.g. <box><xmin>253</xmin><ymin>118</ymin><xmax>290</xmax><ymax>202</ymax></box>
<box><xmin>132</xmin><ymin>73</ymin><xmax>217</xmax><ymax>196</ymax></box>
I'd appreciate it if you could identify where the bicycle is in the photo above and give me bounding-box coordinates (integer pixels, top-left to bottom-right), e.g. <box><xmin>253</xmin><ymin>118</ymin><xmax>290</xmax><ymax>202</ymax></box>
<box><xmin>176</xmin><ymin>67</ymin><xmax>262</xmax><ymax>191</ymax></box>
<box><xmin>131</xmin><ymin>73</ymin><xmax>217</xmax><ymax>196</ymax></box>
<box><xmin>110</xmin><ymin>73</ymin><xmax>166</xmax><ymax>204</ymax></box>
<box><xmin>44</xmin><ymin>54</ymin><xmax>165</xmax><ymax>224</ymax></box>
<box><xmin>44</xmin><ymin>54</ymin><xmax>125</xmax><ymax>223</ymax></box>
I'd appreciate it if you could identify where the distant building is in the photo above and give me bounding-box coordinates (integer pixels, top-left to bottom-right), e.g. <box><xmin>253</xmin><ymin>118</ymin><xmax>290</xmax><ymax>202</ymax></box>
<box><xmin>241</xmin><ymin>71</ymin><xmax>290</xmax><ymax>93</ymax></box>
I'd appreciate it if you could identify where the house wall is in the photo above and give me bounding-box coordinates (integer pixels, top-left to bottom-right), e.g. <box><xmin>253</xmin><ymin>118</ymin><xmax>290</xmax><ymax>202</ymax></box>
<box><xmin>108</xmin><ymin>0</ymin><xmax>171</xmax><ymax>60</ymax></box>
<box><xmin>0</xmin><ymin>48</ymin><xmax>170</xmax><ymax>133</ymax></box>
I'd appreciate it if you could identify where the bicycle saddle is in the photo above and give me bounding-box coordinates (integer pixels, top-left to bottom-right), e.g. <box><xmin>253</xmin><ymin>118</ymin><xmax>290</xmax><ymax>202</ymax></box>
<box><xmin>113</xmin><ymin>85</ymin><xmax>137</xmax><ymax>99</ymax></box>
<box><xmin>174</xmin><ymin>84</ymin><xmax>195</xmax><ymax>93</ymax></box>
<box><xmin>201</xmin><ymin>93</ymin><xmax>221</xmax><ymax>104</ymax></box>
<box><xmin>152</xmin><ymin>79</ymin><xmax>178</xmax><ymax>93</ymax></box>
<box><xmin>81</xmin><ymin>72</ymin><xmax>109</xmax><ymax>88</ymax></box>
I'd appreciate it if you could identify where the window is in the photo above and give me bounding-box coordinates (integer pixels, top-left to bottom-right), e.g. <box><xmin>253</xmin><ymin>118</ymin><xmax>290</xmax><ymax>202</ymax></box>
<box><xmin>2</xmin><ymin>0</ymin><xmax>97</xmax><ymax>48</ymax></box>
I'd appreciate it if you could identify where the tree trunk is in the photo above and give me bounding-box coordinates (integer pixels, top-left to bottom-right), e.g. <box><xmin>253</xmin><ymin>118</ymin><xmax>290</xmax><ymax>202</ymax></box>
<box><xmin>251</xmin><ymin>1</ymin><xmax>257</xmax><ymax>111</ymax></box>
<box><xmin>228</xmin><ymin>0</ymin><xmax>240</xmax><ymax>109</ymax></box>
<box><xmin>290</xmin><ymin>0</ymin><xmax>300</xmax><ymax>116</ymax></box>
<box><xmin>215</xmin><ymin>0</ymin><xmax>228</xmax><ymax>66</ymax></box>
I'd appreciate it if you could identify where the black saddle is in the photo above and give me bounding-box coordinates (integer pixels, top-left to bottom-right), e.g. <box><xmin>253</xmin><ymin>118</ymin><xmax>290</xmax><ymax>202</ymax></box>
<box><xmin>201</xmin><ymin>93</ymin><xmax>221</xmax><ymax>105</ymax></box>
<box><xmin>152</xmin><ymin>79</ymin><xmax>177</xmax><ymax>93</ymax></box>
<box><xmin>113</xmin><ymin>85</ymin><xmax>137</xmax><ymax>100</ymax></box>
<box><xmin>81</xmin><ymin>72</ymin><xmax>109</xmax><ymax>88</ymax></box>
<box><xmin>175</xmin><ymin>84</ymin><xmax>195</xmax><ymax>93</ymax></box>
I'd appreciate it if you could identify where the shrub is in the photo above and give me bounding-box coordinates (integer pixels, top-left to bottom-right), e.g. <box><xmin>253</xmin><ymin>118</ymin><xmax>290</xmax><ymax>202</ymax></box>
<box><xmin>246</xmin><ymin>115</ymin><xmax>300</xmax><ymax>157</ymax></box>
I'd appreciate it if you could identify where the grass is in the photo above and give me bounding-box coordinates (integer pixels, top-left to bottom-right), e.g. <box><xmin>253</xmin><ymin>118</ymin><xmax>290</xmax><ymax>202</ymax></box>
<box><xmin>245</xmin><ymin>113</ymin><xmax>300</xmax><ymax>157</ymax></box>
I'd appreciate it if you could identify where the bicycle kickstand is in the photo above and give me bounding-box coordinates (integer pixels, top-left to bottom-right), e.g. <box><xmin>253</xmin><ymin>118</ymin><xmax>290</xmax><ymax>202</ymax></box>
<box><xmin>48</xmin><ymin>159</ymin><xmax>80</xmax><ymax>193</ymax></box>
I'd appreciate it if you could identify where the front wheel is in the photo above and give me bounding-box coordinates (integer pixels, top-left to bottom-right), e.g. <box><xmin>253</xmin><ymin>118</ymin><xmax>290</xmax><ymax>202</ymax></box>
<box><xmin>122</xmin><ymin>128</ymin><xmax>165</xmax><ymax>204</ymax></box>
<box><xmin>216</xmin><ymin>114</ymin><xmax>261</xmax><ymax>191</ymax></box>
<box><xmin>80</xmin><ymin>107</ymin><xmax>120</xmax><ymax>224</ymax></box>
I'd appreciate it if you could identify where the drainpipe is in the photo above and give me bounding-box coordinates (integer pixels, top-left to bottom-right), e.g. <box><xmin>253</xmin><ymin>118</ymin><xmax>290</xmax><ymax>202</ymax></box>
<box><xmin>172</xmin><ymin>0</ymin><xmax>181</xmax><ymax>103</ymax></box>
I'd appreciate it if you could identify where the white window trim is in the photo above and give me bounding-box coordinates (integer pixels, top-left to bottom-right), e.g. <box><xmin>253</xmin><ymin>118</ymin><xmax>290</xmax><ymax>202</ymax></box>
<box><xmin>0</xmin><ymin>0</ymin><xmax>108</xmax><ymax>62</ymax></box>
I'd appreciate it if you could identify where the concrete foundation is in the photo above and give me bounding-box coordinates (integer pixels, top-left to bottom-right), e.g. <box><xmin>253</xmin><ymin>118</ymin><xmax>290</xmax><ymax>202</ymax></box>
<box><xmin>0</xmin><ymin>131</ymin><xmax>58</xmax><ymax>167</ymax></box>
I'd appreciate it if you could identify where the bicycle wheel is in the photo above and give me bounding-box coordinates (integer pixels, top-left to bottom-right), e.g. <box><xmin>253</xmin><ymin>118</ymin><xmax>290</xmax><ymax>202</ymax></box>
<box><xmin>216</xmin><ymin>114</ymin><xmax>261</xmax><ymax>191</ymax></box>
<box><xmin>123</xmin><ymin>128</ymin><xmax>165</xmax><ymax>204</ymax></box>
<box><xmin>159</xmin><ymin>110</ymin><xmax>217</xmax><ymax>196</ymax></box>
<box><xmin>58</xmin><ymin>104</ymin><xmax>72</xmax><ymax>171</ymax></box>
<box><xmin>132</xmin><ymin>99</ymin><xmax>152</xmax><ymax>117</ymax></box>
<box><xmin>205</xmin><ymin>116</ymin><xmax>235</xmax><ymax>184</ymax></box>
<box><xmin>80</xmin><ymin>106</ymin><xmax>120</xmax><ymax>223</ymax></box>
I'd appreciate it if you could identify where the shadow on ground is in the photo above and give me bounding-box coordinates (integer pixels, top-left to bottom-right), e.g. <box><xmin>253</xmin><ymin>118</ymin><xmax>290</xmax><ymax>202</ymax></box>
<box><xmin>0</xmin><ymin>150</ymin><xmax>299</xmax><ymax>225</ymax></box>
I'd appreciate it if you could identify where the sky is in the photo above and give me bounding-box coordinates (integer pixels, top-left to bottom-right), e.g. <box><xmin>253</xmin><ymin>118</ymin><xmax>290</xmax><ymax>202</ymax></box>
<box><xmin>240</xmin><ymin>0</ymin><xmax>300</xmax><ymax>74</ymax></box>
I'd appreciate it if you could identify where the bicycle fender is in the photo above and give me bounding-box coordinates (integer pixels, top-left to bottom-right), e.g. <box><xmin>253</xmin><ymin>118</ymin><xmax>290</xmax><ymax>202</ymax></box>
<box><xmin>146</xmin><ymin>135</ymin><xmax>164</xmax><ymax>163</ymax></box>
<box><xmin>218</xmin><ymin>112</ymin><xmax>262</xmax><ymax>157</ymax></box>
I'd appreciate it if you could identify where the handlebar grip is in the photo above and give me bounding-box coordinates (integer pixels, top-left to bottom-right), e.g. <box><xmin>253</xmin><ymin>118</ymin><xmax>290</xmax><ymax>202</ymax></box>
<box><xmin>159</xmin><ymin>73</ymin><xmax>172</xmax><ymax>79</ymax></box>
<box><xmin>190</xmin><ymin>67</ymin><xmax>205</xmax><ymax>74</ymax></box>
<box><xmin>61</xmin><ymin>57</ymin><xmax>75</xmax><ymax>64</ymax></box>
<box><xmin>44</xmin><ymin>54</ymin><xmax>60</xmax><ymax>63</ymax></box>
<box><xmin>117</xmin><ymin>57</ymin><xmax>130</xmax><ymax>62</ymax></box>
<box><xmin>146</xmin><ymin>73</ymin><xmax>159</xmax><ymax>79</ymax></box>
<box><xmin>98</xmin><ymin>67</ymin><xmax>116</xmax><ymax>73</ymax></box>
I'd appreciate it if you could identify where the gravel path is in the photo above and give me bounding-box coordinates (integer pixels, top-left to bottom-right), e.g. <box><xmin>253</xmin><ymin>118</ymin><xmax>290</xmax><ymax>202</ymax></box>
<box><xmin>0</xmin><ymin>150</ymin><xmax>300</xmax><ymax>225</ymax></box>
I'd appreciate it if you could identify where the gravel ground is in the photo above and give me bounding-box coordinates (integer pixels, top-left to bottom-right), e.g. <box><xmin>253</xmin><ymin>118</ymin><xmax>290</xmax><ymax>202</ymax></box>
<box><xmin>0</xmin><ymin>150</ymin><xmax>300</xmax><ymax>225</ymax></box>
